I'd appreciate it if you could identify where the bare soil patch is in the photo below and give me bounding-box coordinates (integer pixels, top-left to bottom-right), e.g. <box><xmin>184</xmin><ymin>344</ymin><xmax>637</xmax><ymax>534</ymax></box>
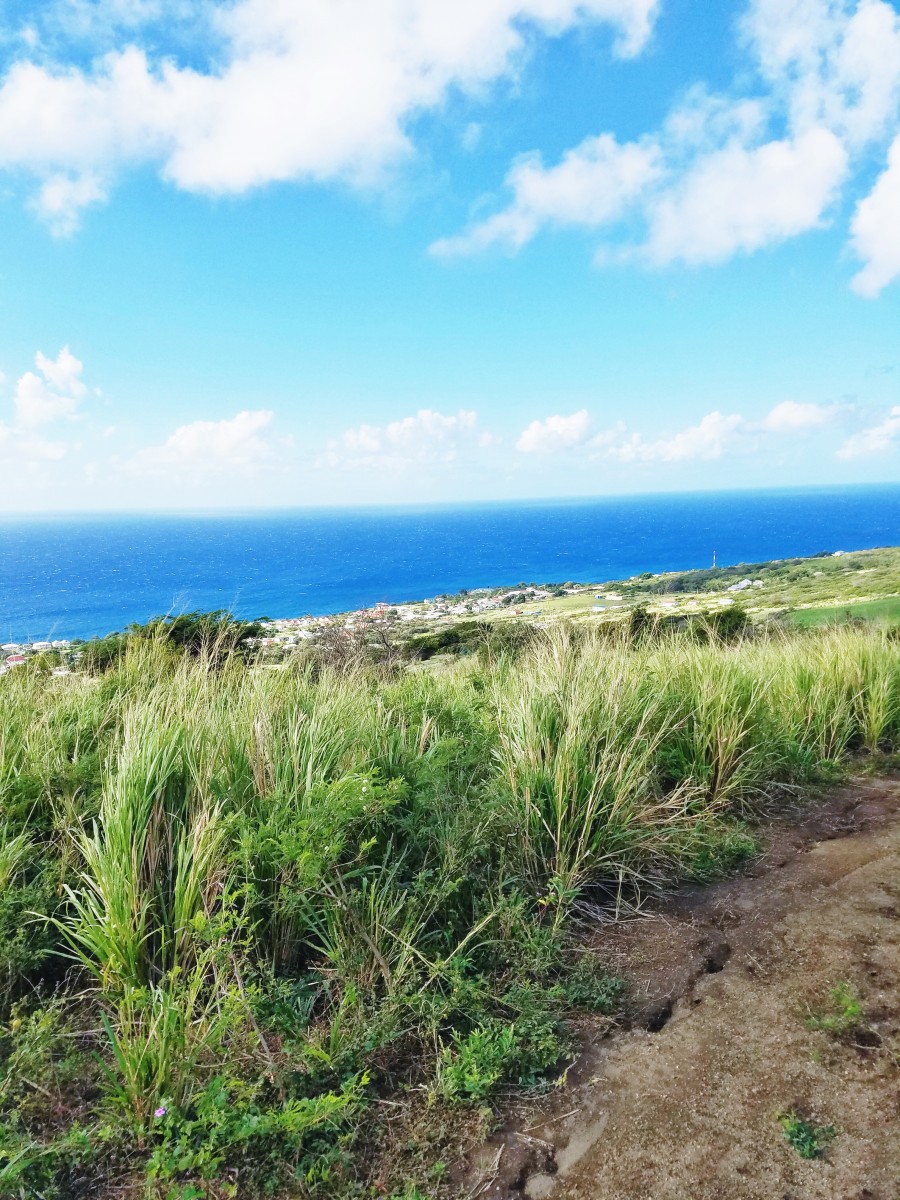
<box><xmin>466</xmin><ymin>776</ymin><xmax>900</xmax><ymax>1200</ymax></box>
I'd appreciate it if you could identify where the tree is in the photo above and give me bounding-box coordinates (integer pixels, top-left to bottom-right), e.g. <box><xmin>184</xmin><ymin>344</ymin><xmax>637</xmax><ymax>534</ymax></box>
<box><xmin>128</xmin><ymin>611</ymin><xmax>268</xmax><ymax>663</ymax></box>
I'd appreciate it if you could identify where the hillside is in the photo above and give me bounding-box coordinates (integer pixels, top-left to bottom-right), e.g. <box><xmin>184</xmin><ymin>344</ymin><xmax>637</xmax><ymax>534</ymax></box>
<box><xmin>0</xmin><ymin>557</ymin><xmax>898</xmax><ymax>1198</ymax></box>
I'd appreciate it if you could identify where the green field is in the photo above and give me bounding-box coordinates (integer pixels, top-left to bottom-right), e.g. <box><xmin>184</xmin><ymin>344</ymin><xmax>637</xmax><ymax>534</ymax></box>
<box><xmin>448</xmin><ymin>546</ymin><xmax>900</xmax><ymax>629</ymax></box>
<box><xmin>785</xmin><ymin>595</ymin><xmax>900</xmax><ymax>628</ymax></box>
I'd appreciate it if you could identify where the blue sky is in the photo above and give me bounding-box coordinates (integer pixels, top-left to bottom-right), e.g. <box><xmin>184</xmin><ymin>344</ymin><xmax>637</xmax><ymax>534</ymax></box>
<box><xmin>0</xmin><ymin>0</ymin><xmax>898</xmax><ymax>511</ymax></box>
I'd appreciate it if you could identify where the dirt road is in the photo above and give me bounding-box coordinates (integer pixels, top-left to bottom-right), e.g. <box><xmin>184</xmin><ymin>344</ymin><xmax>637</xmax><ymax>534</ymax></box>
<box><xmin>470</xmin><ymin>777</ymin><xmax>900</xmax><ymax>1200</ymax></box>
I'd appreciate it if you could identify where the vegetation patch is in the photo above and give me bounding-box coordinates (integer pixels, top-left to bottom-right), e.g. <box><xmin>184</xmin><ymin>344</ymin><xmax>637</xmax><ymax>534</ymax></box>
<box><xmin>786</xmin><ymin>596</ymin><xmax>900</xmax><ymax>628</ymax></box>
<box><xmin>0</xmin><ymin>616</ymin><xmax>897</xmax><ymax>1195</ymax></box>
<box><xmin>777</xmin><ymin>1110</ymin><xmax>838</xmax><ymax>1160</ymax></box>
<box><xmin>806</xmin><ymin>981</ymin><xmax>865</xmax><ymax>1038</ymax></box>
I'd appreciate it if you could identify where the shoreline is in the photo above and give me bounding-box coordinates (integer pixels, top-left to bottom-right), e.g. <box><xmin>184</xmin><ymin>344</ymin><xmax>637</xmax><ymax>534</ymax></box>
<box><xmin>3</xmin><ymin>544</ymin><xmax>898</xmax><ymax>655</ymax></box>
<box><xmin>4</xmin><ymin>486</ymin><xmax>899</xmax><ymax>645</ymax></box>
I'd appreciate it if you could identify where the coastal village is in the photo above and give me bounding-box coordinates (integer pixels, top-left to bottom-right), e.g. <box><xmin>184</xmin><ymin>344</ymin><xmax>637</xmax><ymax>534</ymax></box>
<box><xmin>4</xmin><ymin>547</ymin><xmax>897</xmax><ymax>674</ymax></box>
<box><xmin>0</xmin><ymin>638</ymin><xmax>73</xmax><ymax>676</ymax></box>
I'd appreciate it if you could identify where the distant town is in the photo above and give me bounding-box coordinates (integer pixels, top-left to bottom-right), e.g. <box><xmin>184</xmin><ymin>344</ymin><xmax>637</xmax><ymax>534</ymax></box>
<box><xmin>4</xmin><ymin>547</ymin><xmax>896</xmax><ymax>677</ymax></box>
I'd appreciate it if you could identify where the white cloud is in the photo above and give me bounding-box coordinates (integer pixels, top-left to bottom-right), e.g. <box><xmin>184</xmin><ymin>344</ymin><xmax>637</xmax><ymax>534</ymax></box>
<box><xmin>663</xmin><ymin>88</ymin><xmax>767</xmax><ymax>153</ymax></box>
<box><xmin>431</xmin><ymin>135</ymin><xmax>660</xmax><ymax>257</ymax></box>
<box><xmin>13</xmin><ymin>371</ymin><xmax>81</xmax><ymax>428</ymax></box>
<box><xmin>744</xmin><ymin>0</ymin><xmax>900</xmax><ymax>148</ymax></box>
<box><xmin>0</xmin><ymin>0</ymin><xmax>660</xmax><ymax>226</ymax></box>
<box><xmin>607</xmin><ymin>411</ymin><xmax>745</xmax><ymax>462</ymax></box>
<box><xmin>599</xmin><ymin>399</ymin><xmax>845</xmax><ymax>463</ymax></box>
<box><xmin>514</xmin><ymin>399</ymin><xmax>850</xmax><ymax>463</ymax></box>
<box><xmin>644</xmin><ymin>126</ymin><xmax>847</xmax><ymax>265</ymax></box>
<box><xmin>515</xmin><ymin>408</ymin><xmax>751</xmax><ymax>463</ymax></box>
<box><xmin>836</xmin><ymin>404</ymin><xmax>900</xmax><ymax>457</ymax></box>
<box><xmin>0</xmin><ymin>423</ymin><xmax>68</xmax><ymax>463</ymax></box>
<box><xmin>850</xmin><ymin>134</ymin><xmax>900</xmax><ymax>296</ymax></box>
<box><xmin>587</xmin><ymin>421</ymin><xmax>628</xmax><ymax>451</ymax></box>
<box><xmin>515</xmin><ymin>409</ymin><xmax>591</xmax><ymax>453</ymax></box>
<box><xmin>758</xmin><ymin>399</ymin><xmax>840</xmax><ymax>432</ymax></box>
<box><xmin>321</xmin><ymin>407</ymin><xmax>490</xmax><ymax>469</ymax></box>
<box><xmin>131</xmin><ymin>409</ymin><xmax>275</xmax><ymax>472</ymax></box>
<box><xmin>511</xmin><ymin>399</ymin><xmax>894</xmax><ymax>466</ymax></box>
<box><xmin>0</xmin><ymin>346</ymin><xmax>91</xmax><ymax>465</ymax></box>
<box><xmin>12</xmin><ymin>346</ymin><xmax>87</xmax><ymax>428</ymax></box>
<box><xmin>34</xmin><ymin>346</ymin><xmax>87</xmax><ymax>398</ymax></box>
<box><xmin>32</xmin><ymin>172</ymin><xmax>107</xmax><ymax>237</ymax></box>
<box><xmin>434</xmin><ymin>99</ymin><xmax>847</xmax><ymax>268</ymax></box>
<box><xmin>433</xmin><ymin>0</ymin><xmax>900</xmax><ymax>282</ymax></box>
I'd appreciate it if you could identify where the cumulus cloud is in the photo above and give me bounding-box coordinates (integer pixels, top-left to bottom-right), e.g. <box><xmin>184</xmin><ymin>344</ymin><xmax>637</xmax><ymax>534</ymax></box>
<box><xmin>435</xmin><ymin>110</ymin><xmax>848</xmax><ymax>270</ymax></box>
<box><xmin>33</xmin><ymin>346</ymin><xmax>87</xmax><ymax>400</ymax></box>
<box><xmin>0</xmin><ymin>346</ymin><xmax>91</xmax><ymax>464</ymax></box>
<box><xmin>512</xmin><ymin>407</ymin><xmax>746</xmax><ymax>462</ymax></box>
<box><xmin>512</xmin><ymin>397</ymin><xmax>870</xmax><ymax>466</ymax></box>
<box><xmin>607</xmin><ymin>411</ymin><xmax>746</xmax><ymax>463</ymax></box>
<box><xmin>8</xmin><ymin>0</ymin><xmax>900</xmax><ymax>293</ymax></box>
<box><xmin>433</xmin><ymin>0</ymin><xmax>900</xmax><ymax>286</ymax></box>
<box><xmin>743</xmin><ymin>0</ymin><xmax>900</xmax><ymax>149</ymax></box>
<box><xmin>757</xmin><ymin>399</ymin><xmax>840</xmax><ymax>432</ymax></box>
<box><xmin>321</xmin><ymin>407</ymin><xmax>492</xmax><ymax>469</ymax></box>
<box><xmin>33</xmin><ymin>172</ymin><xmax>107</xmax><ymax>238</ymax></box>
<box><xmin>836</xmin><ymin>404</ymin><xmax>900</xmax><ymax>457</ymax></box>
<box><xmin>431</xmin><ymin>135</ymin><xmax>660</xmax><ymax>257</ymax></box>
<box><xmin>850</xmin><ymin>134</ymin><xmax>900</xmax><ymax>296</ymax></box>
<box><xmin>13</xmin><ymin>371</ymin><xmax>81</xmax><ymax>428</ymax></box>
<box><xmin>131</xmin><ymin>409</ymin><xmax>275</xmax><ymax>472</ymax></box>
<box><xmin>515</xmin><ymin>409</ymin><xmax>591</xmax><ymax>454</ymax></box>
<box><xmin>0</xmin><ymin>0</ymin><xmax>660</xmax><ymax>230</ymax></box>
<box><xmin>644</xmin><ymin>127</ymin><xmax>847</xmax><ymax>265</ymax></box>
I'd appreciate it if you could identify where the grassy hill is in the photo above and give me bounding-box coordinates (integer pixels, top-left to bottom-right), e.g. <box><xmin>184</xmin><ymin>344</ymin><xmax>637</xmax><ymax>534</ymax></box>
<box><xmin>460</xmin><ymin>545</ymin><xmax>900</xmax><ymax>628</ymax></box>
<box><xmin>0</xmin><ymin>553</ymin><xmax>898</xmax><ymax>1198</ymax></box>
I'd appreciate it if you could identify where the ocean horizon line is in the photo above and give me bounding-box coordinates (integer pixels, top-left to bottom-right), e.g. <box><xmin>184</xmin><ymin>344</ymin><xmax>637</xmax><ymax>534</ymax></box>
<box><xmin>3</xmin><ymin>485</ymin><xmax>899</xmax><ymax>643</ymax></box>
<box><xmin>2</xmin><ymin>479</ymin><xmax>899</xmax><ymax>524</ymax></box>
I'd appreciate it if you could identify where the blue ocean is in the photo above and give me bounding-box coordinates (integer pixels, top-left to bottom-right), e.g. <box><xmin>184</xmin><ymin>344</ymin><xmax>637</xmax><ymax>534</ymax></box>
<box><xmin>1</xmin><ymin>485</ymin><xmax>898</xmax><ymax>642</ymax></box>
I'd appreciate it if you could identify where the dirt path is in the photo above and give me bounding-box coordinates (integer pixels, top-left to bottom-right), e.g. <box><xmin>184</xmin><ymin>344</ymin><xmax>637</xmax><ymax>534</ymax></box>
<box><xmin>468</xmin><ymin>777</ymin><xmax>900</xmax><ymax>1200</ymax></box>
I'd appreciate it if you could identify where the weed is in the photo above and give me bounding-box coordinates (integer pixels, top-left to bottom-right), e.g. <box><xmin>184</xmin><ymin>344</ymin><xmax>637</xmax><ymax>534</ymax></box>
<box><xmin>560</xmin><ymin>956</ymin><xmax>625</xmax><ymax>1014</ymax></box>
<box><xmin>683</xmin><ymin>820</ymin><xmax>758</xmax><ymax>882</ymax></box>
<box><xmin>435</xmin><ymin>1022</ymin><xmax>521</xmax><ymax>1103</ymax></box>
<box><xmin>432</xmin><ymin>990</ymin><xmax>569</xmax><ymax>1104</ymax></box>
<box><xmin>778</xmin><ymin>1110</ymin><xmax>837</xmax><ymax>1159</ymax></box>
<box><xmin>146</xmin><ymin>1073</ymin><xmax>364</xmax><ymax>1196</ymax></box>
<box><xmin>806</xmin><ymin>981</ymin><xmax>864</xmax><ymax>1037</ymax></box>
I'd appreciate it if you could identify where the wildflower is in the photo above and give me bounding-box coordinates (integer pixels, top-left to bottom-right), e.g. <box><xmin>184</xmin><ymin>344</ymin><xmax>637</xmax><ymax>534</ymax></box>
<box><xmin>154</xmin><ymin>1106</ymin><xmax>167</xmax><ymax>1119</ymax></box>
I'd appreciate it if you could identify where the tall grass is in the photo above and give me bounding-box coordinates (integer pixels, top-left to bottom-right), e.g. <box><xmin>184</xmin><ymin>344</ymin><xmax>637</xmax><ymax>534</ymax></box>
<box><xmin>0</xmin><ymin>621</ymin><xmax>897</xmax><ymax>1194</ymax></box>
<box><xmin>491</xmin><ymin>632</ymin><xmax>700</xmax><ymax>915</ymax></box>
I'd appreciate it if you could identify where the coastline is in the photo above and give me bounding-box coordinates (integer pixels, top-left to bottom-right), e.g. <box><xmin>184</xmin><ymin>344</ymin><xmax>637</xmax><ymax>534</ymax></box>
<box><xmin>3</xmin><ymin>486</ymin><xmax>900</xmax><ymax>643</ymax></box>
<box><xmin>4</xmin><ymin>544</ymin><xmax>899</xmax><ymax>663</ymax></box>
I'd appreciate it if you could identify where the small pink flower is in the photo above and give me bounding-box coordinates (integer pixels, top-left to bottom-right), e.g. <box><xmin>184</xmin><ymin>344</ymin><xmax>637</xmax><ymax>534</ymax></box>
<box><xmin>154</xmin><ymin>1106</ymin><xmax>167</xmax><ymax>1119</ymax></box>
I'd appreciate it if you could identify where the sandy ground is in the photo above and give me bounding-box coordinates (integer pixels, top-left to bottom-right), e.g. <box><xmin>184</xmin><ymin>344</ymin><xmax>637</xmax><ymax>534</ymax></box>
<box><xmin>466</xmin><ymin>777</ymin><xmax>900</xmax><ymax>1200</ymax></box>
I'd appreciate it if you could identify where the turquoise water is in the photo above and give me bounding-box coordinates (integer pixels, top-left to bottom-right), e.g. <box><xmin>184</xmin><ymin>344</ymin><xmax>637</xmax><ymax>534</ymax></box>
<box><xmin>1</xmin><ymin>485</ymin><xmax>898</xmax><ymax>641</ymax></box>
